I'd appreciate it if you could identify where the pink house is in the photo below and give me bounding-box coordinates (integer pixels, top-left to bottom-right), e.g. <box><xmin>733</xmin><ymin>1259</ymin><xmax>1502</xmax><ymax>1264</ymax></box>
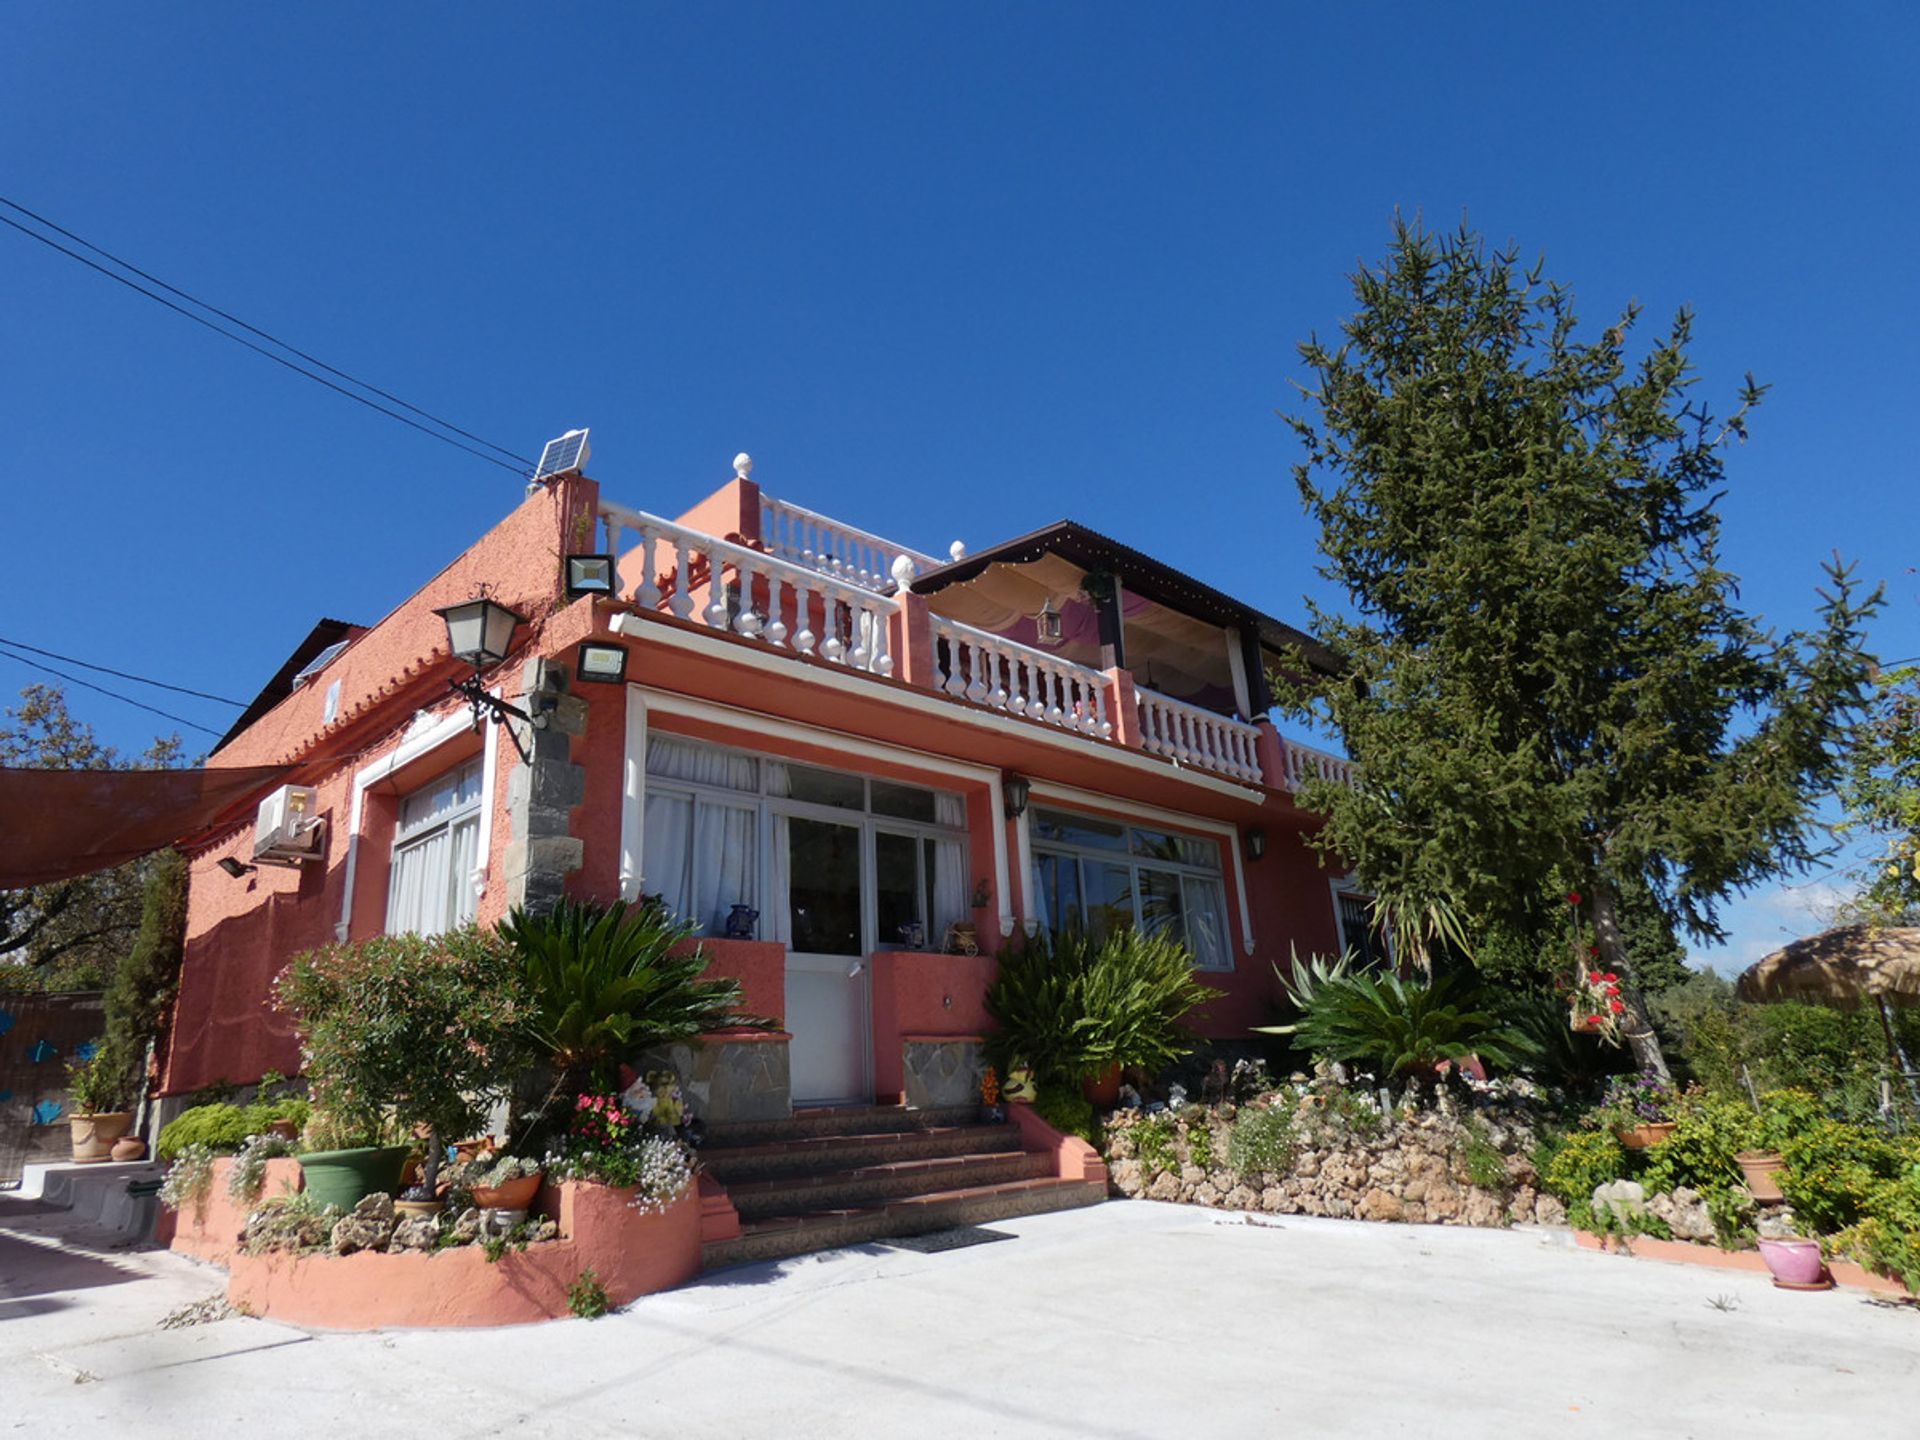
<box><xmin>162</xmin><ymin>447</ymin><xmax>1365</xmax><ymax>1261</ymax></box>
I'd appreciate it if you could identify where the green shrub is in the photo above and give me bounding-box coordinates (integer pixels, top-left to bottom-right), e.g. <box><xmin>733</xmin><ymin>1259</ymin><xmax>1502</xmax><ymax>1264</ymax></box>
<box><xmin>1032</xmin><ymin>1082</ymin><xmax>1099</xmax><ymax>1147</ymax></box>
<box><xmin>1639</xmin><ymin>1091</ymin><xmax>1760</xmax><ymax>1241</ymax></box>
<box><xmin>99</xmin><ymin>848</ymin><xmax>187</xmax><ymax>1112</ymax></box>
<box><xmin>985</xmin><ymin>929</ymin><xmax>1219</xmax><ymax>1087</ymax></box>
<box><xmin>275</xmin><ymin>925</ymin><xmax>527</xmax><ymax>1194</ymax></box>
<box><xmin>1778</xmin><ymin>1120</ymin><xmax>1909</xmax><ymax>1235</ymax></box>
<box><xmin>1833</xmin><ymin>1162</ymin><xmax>1920</xmax><ymax>1292</ymax></box>
<box><xmin>1540</xmin><ymin>1130</ymin><xmax>1627</xmax><ymax>1226</ymax></box>
<box><xmin>1494</xmin><ymin>988</ymin><xmax>1628</xmax><ymax>1096</ymax></box>
<box><xmin>157</xmin><ymin>1099</ymin><xmax>310</xmax><ymax>1160</ymax></box>
<box><xmin>1458</xmin><ymin>1121</ymin><xmax>1509</xmax><ymax>1191</ymax></box>
<box><xmin>1290</xmin><ymin>971</ymin><xmax>1535</xmax><ymax>1081</ymax></box>
<box><xmin>1132</xmin><ymin>1111</ymin><xmax>1179</xmax><ymax>1176</ymax></box>
<box><xmin>1227</xmin><ymin>1104</ymin><xmax>1297</xmax><ymax>1178</ymax></box>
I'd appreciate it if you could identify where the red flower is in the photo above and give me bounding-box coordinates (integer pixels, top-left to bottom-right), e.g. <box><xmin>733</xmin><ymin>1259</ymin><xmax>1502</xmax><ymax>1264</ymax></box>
<box><xmin>1603</xmin><ymin>972</ymin><xmax>1618</xmax><ymax>983</ymax></box>
<box><xmin>1567</xmin><ymin>891</ymin><xmax>1583</xmax><ymax>906</ymax></box>
<box><xmin>1588</xmin><ymin>945</ymin><xmax>1601</xmax><ymax>957</ymax></box>
<box><xmin>1588</xmin><ymin>971</ymin><xmax>1603</xmax><ymax>984</ymax></box>
<box><xmin>1608</xmin><ymin>999</ymin><xmax>1625</xmax><ymax>1013</ymax></box>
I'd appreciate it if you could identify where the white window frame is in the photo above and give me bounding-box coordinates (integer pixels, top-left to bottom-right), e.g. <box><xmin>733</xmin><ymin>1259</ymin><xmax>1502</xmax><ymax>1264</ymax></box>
<box><xmin>621</xmin><ymin>686</ymin><xmax>1014</xmax><ymax>936</ymax></box>
<box><xmin>335</xmin><ymin>704</ymin><xmax>498</xmax><ymax>942</ymax></box>
<box><xmin>632</xmin><ymin>722</ymin><xmax>969</xmax><ymax>946</ymax></box>
<box><xmin>1023</xmin><ymin>779</ymin><xmax>1256</xmax><ymax>957</ymax></box>
<box><xmin>1029</xmin><ymin>806</ymin><xmax>1236</xmax><ymax>972</ymax></box>
<box><xmin>385</xmin><ymin>757</ymin><xmax>486</xmax><ymax>936</ymax></box>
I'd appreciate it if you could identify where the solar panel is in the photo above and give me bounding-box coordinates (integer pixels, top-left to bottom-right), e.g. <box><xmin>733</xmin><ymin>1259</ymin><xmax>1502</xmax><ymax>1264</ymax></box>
<box><xmin>291</xmin><ymin>640</ymin><xmax>349</xmax><ymax>687</ymax></box>
<box><xmin>533</xmin><ymin>428</ymin><xmax>591</xmax><ymax>481</ymax></box>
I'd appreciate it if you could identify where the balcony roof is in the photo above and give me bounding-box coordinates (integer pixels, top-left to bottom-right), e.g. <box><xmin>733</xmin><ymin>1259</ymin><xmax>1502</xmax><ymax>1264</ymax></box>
<box><xmin>907</xmin><ymin>519</ymin><xmax>1341</xmax><ymax>677</ymax></box>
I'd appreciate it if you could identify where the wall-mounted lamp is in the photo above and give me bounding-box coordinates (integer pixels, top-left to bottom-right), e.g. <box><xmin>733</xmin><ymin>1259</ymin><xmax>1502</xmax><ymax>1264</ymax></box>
<box><xmin>216</xmin><ymin>857</ymin><xmax>257</xmax><ymax>879</ymax></box>
<box><xmin>1243</xmin><ymin>827</ymin><xmax>1267</xmax><ymax>862</ymax></box>
<box><xmin>565</xmin><ymin>554</ymin><xmax>618</xmax><ymax>600</ymax></box>
<box><xmin>1033</xmin><ymin>596</ymin><xmax>1064</xmax><ymax>648</ymax></box>
<box><xmin>434</xmin><ymin>594</ymin><xmax>542</xmax><ymax>762</ymax></box>
<box><xmin>576</xmin><ymin>641</ymin><xmax>629</xmax><ymax>684</ymax></box>
<box><xmin>1001</xmin><ymin>773</ymin><xmax>1032</xmax><ymax>818</ymax></box>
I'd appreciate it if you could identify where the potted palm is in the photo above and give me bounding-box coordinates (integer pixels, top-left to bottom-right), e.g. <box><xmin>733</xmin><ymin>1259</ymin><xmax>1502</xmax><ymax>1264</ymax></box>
<box><xmin>65</xmin><ymin>1051</ymin><xmax>134</xmax><ymax>1164</ymax></box>
<box><xmin>275</xmin><ymin>926</ymin><xmax>528</xmax><ymax>1211</ymax></box>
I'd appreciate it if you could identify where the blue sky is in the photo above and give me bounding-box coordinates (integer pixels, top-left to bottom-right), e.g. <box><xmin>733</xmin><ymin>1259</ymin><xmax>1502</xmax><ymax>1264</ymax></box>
<box><xmin>3</xmin><ymin>4</ymin><xmax>1915</xmax><ymax>971</ymax></box>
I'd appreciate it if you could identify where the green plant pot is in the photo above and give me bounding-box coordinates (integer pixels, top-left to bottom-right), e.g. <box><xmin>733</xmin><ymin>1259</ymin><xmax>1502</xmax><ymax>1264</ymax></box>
<box><xmin>295</xmin><ymin>1146</ymin><xmax>409</xmax><ymax>1210</ymax></box>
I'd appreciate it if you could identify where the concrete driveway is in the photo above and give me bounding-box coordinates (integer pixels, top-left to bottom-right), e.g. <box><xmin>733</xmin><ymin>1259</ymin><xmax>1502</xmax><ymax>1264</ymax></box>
<box><xmin>5</xmin><ymin>1194</ymin><xmax>1914</xmax><ymax>1438</ymax></box>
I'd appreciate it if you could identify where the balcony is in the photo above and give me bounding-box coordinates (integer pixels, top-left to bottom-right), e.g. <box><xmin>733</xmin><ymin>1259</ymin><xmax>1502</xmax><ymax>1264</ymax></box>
<box><xmin>594</xmin><ymin>494</ymin><xmax>1353</xmax><ymax>798</ymax></box>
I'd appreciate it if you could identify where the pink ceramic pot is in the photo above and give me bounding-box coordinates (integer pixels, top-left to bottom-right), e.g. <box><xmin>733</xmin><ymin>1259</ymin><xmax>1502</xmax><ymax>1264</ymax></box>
<box><xmin>1757</xmin><ymin>1238</ymin><xmax>1827</xmax><ymax>1287</ymax></box>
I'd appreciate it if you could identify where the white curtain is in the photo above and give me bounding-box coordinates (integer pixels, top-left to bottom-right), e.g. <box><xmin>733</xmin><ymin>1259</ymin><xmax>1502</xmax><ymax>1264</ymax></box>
<box><xmin>387</xmin><ymin>815</ymin><xmax>478</xmax><ymax>938</ymax></box>
<box><xmin>646</xmin><ymin>734</ymin><xmax>759</xmax><ymax>791</ymax></box>
<box><xmin>1183</xmin><ymin>874</ymin><xmax>1229</xmax><ymax>970</ymax></box>
<box><xmin>1028</xmin><ymin>854</ymin><xmax>1053</xmax><ymax>934</ymax></box>
<box><xmin>930</xmin><ymin>792</ymin><xmax>968</xmax><ymax>939</ymax></box>
<box><xmin>448</xmin><ymin>815</ymin><xmax>479</xmax><ymax>927</ymax></box>
<box><xmin>642</xmin><ymin>791</ymin><xmax>693</xmax><ymax>916</ymax></box>
<box><xmin>691</xmin><ymin>800</ymin><xmax>756</xmax><ymax>935</ymax></box>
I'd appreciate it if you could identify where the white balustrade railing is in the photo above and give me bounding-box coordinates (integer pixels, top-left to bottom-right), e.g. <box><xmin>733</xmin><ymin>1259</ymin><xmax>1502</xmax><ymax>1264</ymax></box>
<box><xmin>1283</xmin><ymin>738</ymin><xmax>1358</xmax><ymax>791</ymax></box>
<box><xmin>760</xmin><ymin>493</ymin><xmax>943</xmax><ymax>593</ymax></box>
<box><xmin>1136</xmin><ymin>688</ymin><xmax>1263</xmax><ymax>784</ymax></box>
<box><xmin>931</xmin><ymin>616</ymin><xmax>1112</xmax><ymax>737</ymax></box>
<box><xmin>599</xmin><ymin>500</ymin><xmax>897</xmax><ymax>674</ymax></box>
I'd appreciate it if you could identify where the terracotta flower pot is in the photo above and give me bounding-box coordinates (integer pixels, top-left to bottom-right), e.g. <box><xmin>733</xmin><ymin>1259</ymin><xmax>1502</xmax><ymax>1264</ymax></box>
<box><xmin>111</xmin><ymin>1135</ymin><xmax>148</xmax><ymax>1163</ymax></box>
<box><xmin>1736</xmin><ymin>1150</ymin><xmax>1786</xmax><ymax>1204</ymax></box>
<box><xmin>1614</xmin><ymin>1122</ymin><xmax>1676</xmax><ymax>1150</ymax></box>
<box><xmin>1757</xmin><ymin>1237</ymin><xmax>1830</xmax><ymax>1289</ymax></box>
<box><xmin>394</xmin><ymin>1198</ymin><xmax>444</xmax><ymax>1221</ymax></box>
<box><xmin>1081</xmin><ymin>1064</ymin><xmax>1123</xmax><ymax>1109</ymax></box>
<box><xmin>470</xmin><ymin>1173</ymin><xmax>543</xmax><ymax>1211</ymax></box>
<box><xmin>266</xmin><ymin>1119</ymin><xmax>300</xmax><ymax>1142</ymax></box>
<box><xmin>69</xmin><ymin>1111</ymin><xmax>133</xmax><ymax>1164</ymax></box>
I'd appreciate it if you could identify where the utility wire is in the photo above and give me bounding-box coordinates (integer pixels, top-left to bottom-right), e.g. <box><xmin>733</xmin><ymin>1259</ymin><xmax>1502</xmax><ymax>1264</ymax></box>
<box><xmin>0</xmin><ymin>637</ymin><xmax>245</xmax><ymax>707</ymax></box>
<box><xmin>0</xmin><ymin>195</ymin><xmax>533</xmax><ymax>469</ymax></box>
<box><xmin>0</xmin><ymin>644</ymin><xmax>225</xmax><ymax>738</ymax></box>
<box><xmin>0</xmin><ymin>209</ymin><xmax>532</xmax><ymax>477</ymax></box>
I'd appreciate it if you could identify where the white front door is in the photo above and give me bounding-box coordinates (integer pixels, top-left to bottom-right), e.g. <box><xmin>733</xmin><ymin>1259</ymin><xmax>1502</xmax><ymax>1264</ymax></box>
<box><xmin>782</xmin><ymin>814</ymin><xmax>871</xmax><ymax>1105</ymax></box>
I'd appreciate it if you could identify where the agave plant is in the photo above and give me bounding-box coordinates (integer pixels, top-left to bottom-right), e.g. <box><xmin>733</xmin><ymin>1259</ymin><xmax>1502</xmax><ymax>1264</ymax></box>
<box><xmin>1290</xmin><ymin>970</ymin><xmax>1536</xmax><ymax>1081</ymax></box>
<box><xmin>499</xmin><ymin>897</ymin><xmax>767</xmax><ymax>1100</ymax></box>
<box><xmin>1254</xmin><ymin>943</ymin><xmax>1358</xmax><ymax>1036</ymax></box>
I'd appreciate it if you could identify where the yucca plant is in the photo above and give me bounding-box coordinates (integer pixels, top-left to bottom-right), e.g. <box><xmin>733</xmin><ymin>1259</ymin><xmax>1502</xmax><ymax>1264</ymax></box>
<box><xmin>1290</xmin><ymin>970</ymin><xmax>1536</xmax><ymax>1083</ymax></box>
<box><xmin>499</xmin><ymin>897</ymin><xmax>767</xmax><ymax>1102</ymax></box>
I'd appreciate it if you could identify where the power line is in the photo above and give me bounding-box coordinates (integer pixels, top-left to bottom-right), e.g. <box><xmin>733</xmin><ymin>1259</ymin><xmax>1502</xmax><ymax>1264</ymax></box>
<box><xmin>0</xmin><ymin>208</ymin><xmax>533</xmax><ymax>477</ymax></box>
<box><xmin>0</xmin><ymin>637</ymin><xmax>245</xmax><ymax>707</ymax></box>
<box><xmin>0</xmin><ymin>645</ymin><xmax>225</xmax><ymax>738</ymax></box>
<box><xmin>0</xmin><ymin>196</ymin><xmax>533</xmax><ymax>469</ymax></box>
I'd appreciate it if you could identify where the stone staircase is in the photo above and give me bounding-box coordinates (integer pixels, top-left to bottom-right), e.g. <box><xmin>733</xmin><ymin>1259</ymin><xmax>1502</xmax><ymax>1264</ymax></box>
<box><xmin>698</xmin><ymin>1104</ymin><xmax>1106</xmax><ymax>1270</ymax></box>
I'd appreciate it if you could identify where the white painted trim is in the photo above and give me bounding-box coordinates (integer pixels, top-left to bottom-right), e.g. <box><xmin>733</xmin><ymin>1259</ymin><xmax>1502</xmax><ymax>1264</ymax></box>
<box><xmin>1014</xmin><ymin>805</ymin><xmax>1038</xmax><ymax>937</ymax></box>
<box><xmin>610</xmin><ymin>611</ymin><xmax>1266</xmax><ymax>805</ymax></box>
<box><xmin>623</xmin><ymin>686</ymin><xmax>1016</xmax><ymax>939</ymax></box>
<box><xmin>334</xmin><ymin>703</ymin><xmax>496</xmax><ymax>942</ymax></box>
<box><xmin>1026</xmin><ymin>778</ymin><xmax>1257</xmax><ymax>958</ymax></box>
<box><xmin>620</xmin><ymin>687</ymin><xmax>649</xmax><ymax>901</ymax></box>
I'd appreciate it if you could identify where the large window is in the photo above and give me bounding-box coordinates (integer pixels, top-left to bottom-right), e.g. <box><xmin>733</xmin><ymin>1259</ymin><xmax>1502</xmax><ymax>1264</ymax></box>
<box><xmin>642</xmin><ymin>734</ymin><xmax>968</xmax><ymax>945</ymax></box>
<box><xmin>1029</xmin><ymin>807</ymin><xmax>1232</xmax><ymax>970</ymax></box>
<box><xmin>386</xmin><ymin>757</ymin><xmax>484</xmax><ymax>936</ymax></box>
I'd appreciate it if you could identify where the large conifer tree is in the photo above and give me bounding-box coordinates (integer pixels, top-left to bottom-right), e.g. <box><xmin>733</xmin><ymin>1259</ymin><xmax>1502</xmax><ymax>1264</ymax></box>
<box><xmin>1283</xmin><ymin>221</ymin><xmax>1879</xmax><ymax>1076</ymax></box>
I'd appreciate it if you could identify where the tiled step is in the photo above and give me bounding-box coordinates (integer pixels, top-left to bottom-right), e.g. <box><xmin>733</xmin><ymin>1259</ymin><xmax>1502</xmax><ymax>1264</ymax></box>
<box><xmin>724</xmin><ymin>1149</ymin><xmax>1053</xmax><ymax>1221</ymax></box>
<box><xmin>705</xmin><ymin>1104</ymin><xmax>983</xmax><ymax>1147</ymax></box>
<box><xmin>701</xmin><ymin>1176</ymin><xmax>1107</xmax><ymax>1270</ymax></box>
<box><xmin>699</xmin><ymin>1122</ymin><xmax>1018</xmax><ymax>1184</ymax></box>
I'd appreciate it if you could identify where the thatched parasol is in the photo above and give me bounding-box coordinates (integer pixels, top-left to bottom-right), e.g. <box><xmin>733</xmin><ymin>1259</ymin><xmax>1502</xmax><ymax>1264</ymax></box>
<box><xmin>1735</xmin><ymin>925</ymin><xmax>1920</xmax><ymax>1008</ymax></box>
<box><xmin>1737</xmin><ymin>925</ymin><xmax>1920</xmax><ymax>1109</ymax></box>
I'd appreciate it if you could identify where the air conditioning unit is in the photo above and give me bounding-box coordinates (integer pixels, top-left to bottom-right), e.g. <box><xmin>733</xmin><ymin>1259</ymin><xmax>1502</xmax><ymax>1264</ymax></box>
<box><xmin>253</xmin><ymin>784</ymin><xmax>324</xmax><ymax>865</ymax></box>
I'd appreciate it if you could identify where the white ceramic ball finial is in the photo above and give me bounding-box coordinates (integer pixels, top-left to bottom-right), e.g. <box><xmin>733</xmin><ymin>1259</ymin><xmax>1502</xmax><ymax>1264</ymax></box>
<box><xmin>889</xmin><ymin>554</ymin><xmax>917</xmax><ymax>588</ymax></box>
<box><xmin>949</xmin><ymin>540</ymin><xmax>967</xmax><ymax>562</ymax></box>
<box><xmin>733</xmin><ymin>453</ymin><xmax>753</xmax><ymax>480</ymax></box>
